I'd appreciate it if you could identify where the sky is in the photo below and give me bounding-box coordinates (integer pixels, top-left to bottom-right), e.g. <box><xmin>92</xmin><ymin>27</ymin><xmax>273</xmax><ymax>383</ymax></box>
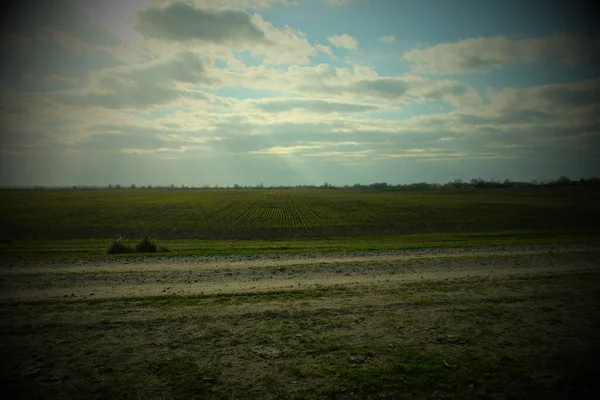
<box><xmin>0</xmin><ymin>0</ymin><xmax>598</xmax><ymax>187</ymax></box>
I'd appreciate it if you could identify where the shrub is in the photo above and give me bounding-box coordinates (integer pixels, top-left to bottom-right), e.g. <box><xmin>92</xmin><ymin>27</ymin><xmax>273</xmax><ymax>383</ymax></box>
<box><xmin>107</xmin><ymin>238</ymin><xmax>134</xmax><ymax>254</ymax></box>
<box><xmin>107</xmin><ymin>237</ymin><xmax>169</xmax><ymax>254</ymax></box>
<box><xmin>135</xmin><ymin>237</ymin><xmax>158</xmax><ymax>253</ymax></box>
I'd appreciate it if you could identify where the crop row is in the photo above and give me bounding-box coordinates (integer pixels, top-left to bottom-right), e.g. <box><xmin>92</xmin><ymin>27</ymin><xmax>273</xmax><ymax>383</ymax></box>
<box><xmin>205</xmin><ymin>192</ymin><xmax>342</xmax><ymax>228</ymax></box>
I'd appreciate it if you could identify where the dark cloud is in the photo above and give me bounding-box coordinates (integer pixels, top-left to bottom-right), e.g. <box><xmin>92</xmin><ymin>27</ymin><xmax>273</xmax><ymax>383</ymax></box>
<box><xmin>485</xmin><ymin>78</ymin><xmax>600</xmax><ymax>127</ymax></box>
<box><xmin>57</xmin><ymin>52</ymin><xmax>218</xmax><ymax>109</ymax></box>
<box><xmin>535</xmin><ymin>78</ymin><xmax>600</xmax><ymax>109</ymax></box>
<box><xmin>0</xmin><ymin>0</ymin><xmax>120</xmax><ymax>47</ymax></box>
<box><xmin>0</xmin><ymin>0</ymin><xmax>125</xmax><ymax>92</ymax></box>
<box><xmin>294</xmin><ymin>77</ymin><xmax>411</xmax><ymax>101</ymax></box>
<box><xmin>404</xmin><ymin>34</ymin><xmax>600</xmax><ymax>75</ymax></box>
<box><xmin>134</xmin><ymin>2</ymin><xmax>266</xmax><ymax>43</ymax></box>
<box><xmin>353</xmin><ymin>78</ymin><xmax>410</xmax><ymax>100</ymax></box>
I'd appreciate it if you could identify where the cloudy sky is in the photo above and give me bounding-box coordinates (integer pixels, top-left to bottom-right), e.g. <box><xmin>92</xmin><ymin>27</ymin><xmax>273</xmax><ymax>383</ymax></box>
<box><xmin>0</xmin><ymin>0</ymin><xmax>598</xmax><ymax>187</ymax></box>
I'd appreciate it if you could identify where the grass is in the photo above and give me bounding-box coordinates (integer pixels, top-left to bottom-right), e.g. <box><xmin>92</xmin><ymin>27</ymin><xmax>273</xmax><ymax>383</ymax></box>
<box><xmin>1</xmin><ymin>229</ymin><xmax>598</xmax><ymax>260</ymax></box>
<box><xmin>1</xmin><ymin>187</ymin><xmax>599</xmax><ymax>241</ymax></box>
<box><xmin>1</xmin><ymin>263</ymin><xmax>599</xmax><ymax>399</ymax></box>
<box><xmin>1</xmin><ymin>187</ymin><xmax>598</xmax><ymax>259</ymax></box>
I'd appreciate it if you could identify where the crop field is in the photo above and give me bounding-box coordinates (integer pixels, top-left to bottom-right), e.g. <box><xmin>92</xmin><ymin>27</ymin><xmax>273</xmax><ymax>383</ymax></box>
<box><xmin>2</xmin><ymin>187</ymin><xmax>600</xmax><ymax>242</ymax></box>
<box><xmin>1</xmin><ymin>188</ymin><xmax>599</xmax><ymax>398</ymax></box>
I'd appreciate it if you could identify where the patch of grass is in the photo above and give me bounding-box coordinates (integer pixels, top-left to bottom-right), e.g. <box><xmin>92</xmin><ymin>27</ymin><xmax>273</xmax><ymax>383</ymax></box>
<box><xmin>2</xmin><ymin>228</ymin><xmax>598</xmax><ymax>259</ymax></box>
<box><xmin>146</xmin><ymin>357</ymin><xmax>218</xmax><ymax>399</ymax></box>
<box><xmin>2</xmin><ymin>267</ymin><xmax>600</xmax><ymax>399</ymax></box>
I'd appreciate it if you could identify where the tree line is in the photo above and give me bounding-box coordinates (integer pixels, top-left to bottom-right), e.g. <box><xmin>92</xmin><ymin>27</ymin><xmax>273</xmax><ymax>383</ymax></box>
<box><xmin>25</xmin><ymin>176</ymin><xmax>600</xmax><ymax>190</ymax></box>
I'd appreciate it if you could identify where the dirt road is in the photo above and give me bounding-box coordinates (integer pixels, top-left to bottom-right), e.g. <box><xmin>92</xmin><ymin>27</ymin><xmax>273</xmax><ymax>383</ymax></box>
<box><xmin>1</xmin><ymin>243</ymin><xmax>598</xmax><ymax>301</ymax></box>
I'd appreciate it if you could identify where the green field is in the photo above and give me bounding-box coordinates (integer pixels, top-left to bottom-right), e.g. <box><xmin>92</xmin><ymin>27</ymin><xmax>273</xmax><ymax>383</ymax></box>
<box><xmin>2</xmin><ymin>187</ymin><xmax>600</xmax><ymax>240</ymax></box>
<box><xmin>2</xmin><ymin>187</ymin><xmax>599</xmax><ymax>259</ymax></box>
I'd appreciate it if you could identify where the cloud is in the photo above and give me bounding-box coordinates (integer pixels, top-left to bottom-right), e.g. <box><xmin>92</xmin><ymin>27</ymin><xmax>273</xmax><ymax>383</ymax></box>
<box><xmin>404</xmin><ymin>33</ymin><xmax>600</xmax><ymax>74</ymax></box>
<box><xmin>249</xmin><ymin>15</ymin><xmax>318</xmax><ymax>65</ymax></box>
<box><xmin>324</xmin><ymin>0</ymin><xmax>353</xmax><ymax>5</ymax></box>
<box><xmin>166</xmin><ymin>0</ymin><xmax>298</xmax><ymax>9</ymax></box>
<box><xmin>218</xmin><ymin>62</ymin><xmax>481</xmax><ymax>105</ymax></box>
<box><xmin>42</xmin><ymin>74</ymin><xmax>81</xmax><ymax>86</ymax></box>
<box><xmin>248</xmin><ymin>145</ymin><xmax>321</xmax><ymax>155</ymax></box>
<box><xmin>315</xmin><ymin>43</ymin><xmax>334</xmax><ymax>57</ymax></box>
<box><xmin>121</xmin><ymin>145</ymin><xmax>210</xmax><ymax>155</ymax></box>
<box><xmin>378</xmin><ymin>35</ymin><xmax>396</xmax><ymax>44</ymax></box>
<box><xmin>0</xmin><ymin>5</ymin><xmax>126</xmax><ymax>92</ymax></box>
<box><xmin>252</xmin><ymin>98</ymin><xmax>380</xmax><ymax>113</ymax></box>
<box><xmin>302</xmin><ymin>149</ymin><xmax>372</xmax><ymax>158</ymax></box>
<box><xmin>134</xmin><ymin>2</ymin><xmax>266</xmax><ymax>43</ymax></box>
<box><xmin>56</xmin><ymin>52</ymin><xmax>221</xmax><ymax>109</ymax></box>
<box><xmin>327</xmin><ymin>34</ymin><xmax>358</xmax><ymax>49</ymax></box>
<box><xmin>483</xmin><ymin>78</ymin><xmax>600</xmax><ymax>126</ymax></box>
<box><xmin>410</xmin><ymin>80</ymin><xmax>482</xmax><ymax>107</ymax></box>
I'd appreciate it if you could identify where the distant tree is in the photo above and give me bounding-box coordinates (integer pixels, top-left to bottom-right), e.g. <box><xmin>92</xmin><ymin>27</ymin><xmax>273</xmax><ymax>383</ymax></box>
<box><xmin>131</xmin><ymin>183</ymin><xmax>136</xmax><ymax>189</ymax></box>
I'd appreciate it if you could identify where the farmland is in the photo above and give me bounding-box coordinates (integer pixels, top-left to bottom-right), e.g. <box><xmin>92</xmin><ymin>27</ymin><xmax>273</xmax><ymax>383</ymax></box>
<box><xmin>2</xmin><ymin>187</ymin><xmax>600</xmax><ymax>243</ymax></box>
<box><xmin>1</xmin><ymin>187</ymin><xmax>600</xmax><ymax>398</ymax></box>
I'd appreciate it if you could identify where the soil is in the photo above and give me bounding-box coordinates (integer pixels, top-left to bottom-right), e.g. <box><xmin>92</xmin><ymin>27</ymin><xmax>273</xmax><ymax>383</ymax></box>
<box><xmin>1</xmin><ymin>243</ymin><xmax>598</xmax><ymax>301</ymax></box>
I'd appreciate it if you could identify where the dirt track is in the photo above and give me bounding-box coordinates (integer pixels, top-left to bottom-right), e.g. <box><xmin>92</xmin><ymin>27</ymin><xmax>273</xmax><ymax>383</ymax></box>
<box><xmin>1</xmin><ymin>243</ymin><xmax>599</xmax><ymax>301</ymax></box>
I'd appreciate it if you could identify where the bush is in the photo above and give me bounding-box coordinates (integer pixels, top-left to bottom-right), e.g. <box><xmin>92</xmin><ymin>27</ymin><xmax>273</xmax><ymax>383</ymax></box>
<box><xmin>135</xmin><ymin>237</ymin><xmax>158</xmax><ymax>253</ymax></box>
<box><xmin>107</xmin><ymin>238</ymin><xmax>134</xmax><ymax>254</ymax></box>
<box><xmin>107</xmin><ymin>237</ymin><xmax>169</xmax><ymax>254</ymax></box>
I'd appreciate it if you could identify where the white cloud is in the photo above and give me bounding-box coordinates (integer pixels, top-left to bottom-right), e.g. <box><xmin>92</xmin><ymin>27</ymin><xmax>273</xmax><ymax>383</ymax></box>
<box><xmin>302</xmin><ymin>149</ymin><xmax>372</xmax><ymax>158</ymax></box>
<box><xmin>249</xmin><ymin>145</ymin><xmax>320</xmax><ymax>154</ymax></box>
<box><xmin>378</xmin><ymin>35</ymin><xmax>396</xmax><ymax>44</ymax></box>
<box><xmin>315</xmin><ymin>43</ymin><xmax>334</xmax><ymax>57</ymax></box>
<box><xmin>404</xmin><ymin>33</ymin><xmax>600</xmax><ymax>74</ymax></box>
<box><xmin>327</xmin><ymin>33</ymin><xmax>358</xmax><ymax>49</ymax></box>
<box><xmin>250</xmin><ymin>15</ymin><xmax>318</xmax><ymax>65</ymax></box>
<box><xmin>324</xmin><ymin>0</ymin><xmax>353</xmax><ymax>5</ymax></box>
<box><xmin>250</xmin><ymin>98</ymin><xmax>381</xmax><ymax>113</ymax></box>
<box><xmin>218</xmin><ymin>62</ymin><xmax>481</xmax><ymax>106</ymax></box>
